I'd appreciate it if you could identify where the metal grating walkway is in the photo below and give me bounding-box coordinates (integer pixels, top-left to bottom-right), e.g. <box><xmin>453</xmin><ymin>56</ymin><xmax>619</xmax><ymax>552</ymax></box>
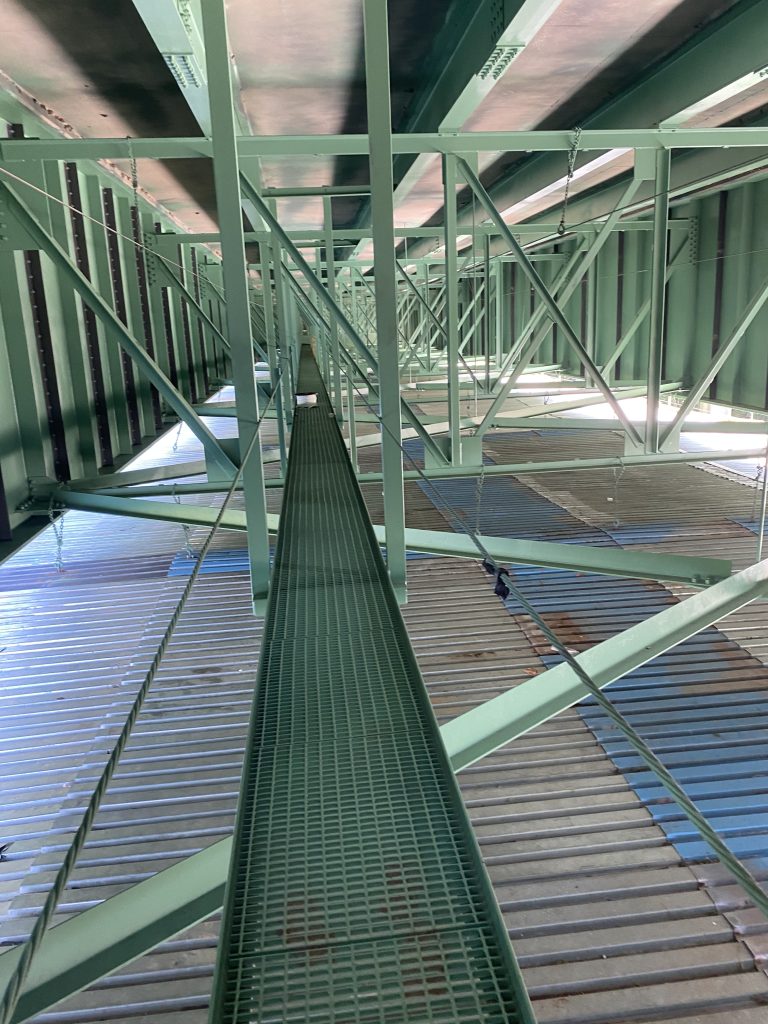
<box><xmin>208</xmin><ymin>349</ymin><xmax>532</xmax><ymax>1024</ymax></box>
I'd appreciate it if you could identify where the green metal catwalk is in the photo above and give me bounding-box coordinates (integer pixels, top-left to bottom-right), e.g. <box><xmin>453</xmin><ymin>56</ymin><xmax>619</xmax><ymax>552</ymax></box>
<box><xmin>208</xmin><ymin>347</ymin><xmax>533</xmax><ymax>1023</ymax></box>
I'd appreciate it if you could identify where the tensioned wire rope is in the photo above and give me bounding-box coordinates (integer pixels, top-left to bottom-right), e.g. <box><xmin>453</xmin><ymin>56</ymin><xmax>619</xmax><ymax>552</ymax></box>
<box><xmin>0</xmin><ymin>368</ymin><xmax>283</xmax><ymax>1024</ymax></box>
<box><xmin>316</xmin><ymin>321</ymin><xmax>768</xmax><ymax>922</ymax></box>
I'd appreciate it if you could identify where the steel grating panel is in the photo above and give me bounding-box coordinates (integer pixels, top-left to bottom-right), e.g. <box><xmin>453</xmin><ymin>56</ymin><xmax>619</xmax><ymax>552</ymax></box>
<box><xmin>208</xmin><ymin>348</ymin><xmax>532</xmax><ymax>1024</ymax></box>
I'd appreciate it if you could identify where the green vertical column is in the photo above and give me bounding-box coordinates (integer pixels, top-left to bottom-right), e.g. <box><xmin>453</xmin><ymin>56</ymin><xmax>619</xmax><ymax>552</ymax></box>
<box><xmin>442</xmin><ymin>154</ymin><xmax>461</xmax><ymax>464</ymax></box>
<box><xmin>645</xmin><ymin>149</ymin><xmax>671</xmax><ymax>454</ymax></box>
<box><xmin>363</xmin><ymin>0</ymin><xmax>406</xmax><ymax>598</ymax></box>
<box><xmin>139</xmin><ymin>216</ymin><xmax>173</xmax><ymax>391</ymax></box>
<box><xmin>311</xmin><ymin>247</ymin><xmax>328</xmax><ymax>385</ymax></box>
<box><xmin>346</xmin><ymin>368</ymin><xmax>358</xmax><ymax>473</ymax></box>
<box><xmin>81</xmin><ymin>174</ymin><xmax>133</xmax><ymax>456</ymax></box>
<box><xmin>259</xmin><ymin>240</ymin><xmax>288</xmax><ymax>470</ymax></box>
<box><xmin>270</xmin><ymin>241</ymin><xmax>295</xmax><ymax>428</ymax></box>
<box><xmin>494</xmin><ymin>261</ymin><xmax>504</xmax><ymax>371</ymax></box>
<box><xmin>201</xmin><ymin>0</ymin><xmax>271</xmax><ymax>610</ymax></box>
<box><xmin>114</xmin><ymin>194</ymin><xmax>152</xmax><ymax>439</ymax></box>
<box><xmin>43</xmin><ymin>160</ymin><xmax>98</xmax><ymax>474</ymax></box>
<box><xmin>168</xmin><ymin>249</ymin><xmax>194</xmax><ymax>399</ymax></box>
<box><xmin>0</xmin><ymin>250</ymin><xmax>49</xmax><ymax>480</ymax></box>
<box><xmin>179</xmin><ymin>244</ymin><xmax>206</xmax><ymax>401</ymax></box>
<box><xmin>585</xmin><ymin>263</ymin><xmax>597</xmax><ymax>388</ymax></box>
<box><xmin>323</xmin><ymin>195</ymin><xmax>343</xmax><ymax>421</ymax></box>
<box><xmin>190</xmin><ymin>246</ymin><xmax>216</xmax><ymax>392</ymax></box>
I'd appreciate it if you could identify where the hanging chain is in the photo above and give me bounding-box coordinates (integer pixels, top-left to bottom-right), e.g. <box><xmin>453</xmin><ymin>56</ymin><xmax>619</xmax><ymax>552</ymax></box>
<box><xmin>474</xmin><ymin>466</ymin><xmax>486</xmax><ymax>537</ymax></box>
<box><xmin>171</xmin><ymin>421</ymin><xmax>184</xmax><ymax>453</ymax></box>
<box><xmin>172</xmin><ymin>485</ymin><xmax>195</xmax><ymax>559</ymax></box>
<box><xmin>752</xmin><ymin>462</ymin><xmax>764</xmax><ymax>521</ymax></box>
<box><xmin>557</xmin><ymin>126</ymin><xmax>583</xmax><ymax>236</ymax></box>
<box><xmin>609</xmin><ymin>463</ymin><xmax>626</xmax><ymax>528</ymax></box>
<box><xmin>47</xmin><ymin>496</ymin><xmax>65</xmax><ymax>573</ymax></box>
<box><xmin>128</xmin><ymin>139</ymin><xmax>139</xmax><ymax>211</ymax></box>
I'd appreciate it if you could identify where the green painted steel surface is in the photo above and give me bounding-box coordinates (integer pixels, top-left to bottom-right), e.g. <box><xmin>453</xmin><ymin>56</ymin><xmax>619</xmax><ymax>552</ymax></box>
<box><xmin>208</xmin><ymin>347</ymin><xmax>533</xmax><ymax>1024</ymax></box>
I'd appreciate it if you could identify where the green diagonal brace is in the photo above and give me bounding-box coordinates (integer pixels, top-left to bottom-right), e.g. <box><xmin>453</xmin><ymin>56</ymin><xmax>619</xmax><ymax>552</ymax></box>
<box><xmin>42</xmin><ymin>491</ymin><xmax>730</xmax><ymax>588</ymax></box>
<box><xmin>442</xmin><ymin>557</ymin><xmax>768</xmax><ymax>771</ymax></box>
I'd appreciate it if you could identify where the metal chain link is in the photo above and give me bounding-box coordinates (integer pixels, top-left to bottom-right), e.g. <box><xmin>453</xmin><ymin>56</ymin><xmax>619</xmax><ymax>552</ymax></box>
<box><xmin>751</xmin><ymin>462</ymin><xmax>764</xmax><ymax>521</ymax></box>
<box><xmin>47</xmin><ymin>496</ymin><xmax>65</xmax><ymax>573</ymax></box>
<box><xmin>609</xmin><ymin>463</ymin><xmax>625</xmax><ymax>529</ymax></box>
<box><xmin>172</xmin><ymin>484</ymin><xmax>196</xmax><ymax>559</ymax></box>
<box><xmin>474</xmin><ymin>465</ymin><xmax>486</xmax><ymax>537</ymax></box>
<box><xmin>557</xmin><ymin>126</ymin><xmax>583</xmax><ymax>236</ymax></box>
<box><xmin>129</xmin><ymin>141</ymin><xmax>139</xmax><ymax>211</ymax></box>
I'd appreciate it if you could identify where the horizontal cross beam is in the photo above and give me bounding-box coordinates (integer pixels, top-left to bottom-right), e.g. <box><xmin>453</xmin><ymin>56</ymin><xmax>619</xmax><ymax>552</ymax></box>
<box><xmin>2</xmin><ymin>128</ymin><xmax>768</xmax><ymax>161</ymax></box>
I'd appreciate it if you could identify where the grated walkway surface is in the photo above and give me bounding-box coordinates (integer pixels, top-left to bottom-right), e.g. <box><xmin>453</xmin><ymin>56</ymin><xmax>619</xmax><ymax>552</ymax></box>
<box><xmin>208</xmin><ymin>350</ymin><xmax>533</xmax><ymax>1024</ymax></box>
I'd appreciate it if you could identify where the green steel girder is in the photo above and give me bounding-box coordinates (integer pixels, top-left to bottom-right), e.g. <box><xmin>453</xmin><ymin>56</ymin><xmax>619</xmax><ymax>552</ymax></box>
<box><xmin>154</xmin><ymin>221</ymin><xmax>670</xmax><ymax>248</ymax></box>
<box><xmin>3</xmin><ymin>128</ymin><xmax>768</xmax><ymax>163</ymax></box>
<box><xmin>379</xmin><ymin>527</ymin><xmax>731</xmax><ymax>587</ymax></box>
<box><xmin>363</xmin><ymin>0</ymin><xmax>407</xmax><ymax>591</ymax></box>
<box><xmin>36</xmin><ymin>490</ymin><xmax>731</xmax><ymax>588</ymax></box>
<box><xmin>201</xmin><ymin>0</ymin><xmax>271</xmax><ymax>604</ymax></box>
<box><xmin>442</xmin><ymin>556</ymin><xmax>768</xmax><ymax>771</ymax></box>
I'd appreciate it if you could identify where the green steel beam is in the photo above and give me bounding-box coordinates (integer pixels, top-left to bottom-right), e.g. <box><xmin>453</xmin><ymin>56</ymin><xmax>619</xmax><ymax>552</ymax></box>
<box><xmin>378</xmin><ymin>527</ymin><xmax>731</xmax><ymax>587</ymax></box>
<box><xmin>154</xmin><ymin>222</ymin><xmax>662</xmax><ymax>247</ymax></box>
<box><xmin>0</xmin><ymin>180</ymin><xmax>236</xmax><ymax>476</ymax></box>
<box><xmin>442</xmin><ymin>556</ymin><xmax>768</xmax><ymax>772</ymax></box>
<box><xmin>443</xmin><ymin>154</ymin><xmax>462</xmax><ymax>462</ymax></box>
<box><xmin>257</xmin><ymin>242</ymin><xmax>288</xmax><ymax>470</ymax></box>
<box><xmin>65</xmin><ymin>459</ymin><xmax>209</xmax><ymax>491</ymax></box>
<box><xmin>322</xmin><ymin>195</ymin><xmax>344</xmax><ymax>419</ymax></box>
<box><xmin>201</xmin><ymin>0</ymin><xmax>271</xmax><ymax>606</ymax></box>
<box><xmin>41</xmin><ymin>491</ymin><xmax>730</xmax><ymax>588</ymax></box>
<box><xmin>473</xmin><ymin>416</ymin><xmax>768</xmax><ymax>434</ymax></box>
<box><xmin>645</xmin><ymin>149</ymin><xmax>671</xmax><ymax>453</ymax></box>
<box><xmin>5</xmin><ymin>128</ymin><xmax>768</xmax><ymax>161</ymax></box>
<box><xmin>363</xmin><ymin>0</ymin><xmax>407</xmax><ymax>592</ymax></box>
